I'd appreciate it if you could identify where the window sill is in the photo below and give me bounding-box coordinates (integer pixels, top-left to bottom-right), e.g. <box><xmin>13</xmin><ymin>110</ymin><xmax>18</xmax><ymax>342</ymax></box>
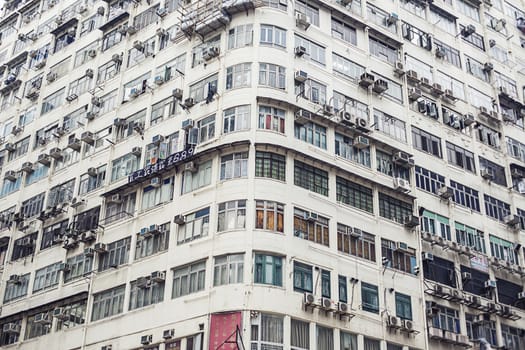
<box><xmin>255</xmin><ymin>128</ymin><xmax>286</xmax><ymax>136</ymax></box>
<box><xmin>134</xmin><ymin>249</ymin><xmax>168</xmax><ymax>263</ymax></box>
<box><xmin>217</xmin><ymin>228</ymin><xmax>246</xmax><ymax>235</ymax></box>
<box><xmin>254</xmin><ymin>176</ymin><xmax>286</xmax><ymax>185</ymax></box>
<box><xmin>253</xmin><ymin>229</ymin><xmax>285</xmax><ymax>235</ymax></box>
<box><xmin>222</xmin><ymin>128</ymin><xmax>250</xmax><ymax>136</ymax></box>
<box><xmin>218</xmin><ymin>176</ymin><xmax>248</xmax><ymax>183</ymax></box>
<box><xmin>257</xmin><ymin>85</ymin><xmax>286</xmax><ymax>92</ymax></box>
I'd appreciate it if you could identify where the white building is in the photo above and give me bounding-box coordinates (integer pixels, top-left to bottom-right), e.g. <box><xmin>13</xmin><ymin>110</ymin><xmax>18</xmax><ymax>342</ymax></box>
<box><xmin>0</xmin><ymin>0</ymin><xmax>524</xmax><ymax>349</ymax></box>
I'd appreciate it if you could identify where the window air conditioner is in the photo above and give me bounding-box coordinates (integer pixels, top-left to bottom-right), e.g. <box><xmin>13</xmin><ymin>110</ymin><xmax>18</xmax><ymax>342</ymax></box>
<box><xmin>393</xmin><ymin>177</ymin><xmax>411</xmax><ymax>192</ymax></box>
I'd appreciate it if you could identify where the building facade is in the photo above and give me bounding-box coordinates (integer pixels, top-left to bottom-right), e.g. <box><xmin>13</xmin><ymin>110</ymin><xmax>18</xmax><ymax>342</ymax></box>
<box><xmin>0</xmin><ymin>0</ymin><xmax>524</xmax><ymax>349</ymax></box>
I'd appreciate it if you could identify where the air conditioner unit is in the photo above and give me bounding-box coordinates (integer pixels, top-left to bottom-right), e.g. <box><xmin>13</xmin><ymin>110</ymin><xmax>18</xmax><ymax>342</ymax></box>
<box><xmin>84</xmin><ymin>248</ymin><xmax>95</xmax><ymax>256</ymax></box>
<box><xmin>35</xmin><ymin>59</ymin><xmax>47</xmax><ymax>69</ymax></box>
<box><xmin>396</xmin><ymin>241</ymin><xmax>409</xmax><ymax>252</ymax></box>
<box><xmin>322</xmin><ymin>104</ymin><xmax>333</xmax><ymax>116</ymax></box>
<box><xmin>463</xmin><ymin>113</ymin><xmax>475</xmax><ymax>126</ymax></box>
<box><xmin>163</xmin><ymin>329</ymin><xmax>174</xmax><ymax>339</ymax></box>
<box><xmin>49</xmin><ymin>147</ymin><xmax>63</xmax><ymax>159</ymax></box>
<box><xmin>58</xmin><ymin>262</ymin><xmax>70</xmax><ymax>272</ymax></box>
<box><xmin>148</xmin><ymin>224</ymin><xmax>160</xmax><ymax>235</ymax></box>
<box><xmin>461</xmin><ymin>24</ymin><xmax>476</xmax><ymax>37</ymax></box>
<box><xmin>355</xmin><ymin>117</ymin><xmax>370</xmax><ymax>132</ymax></box>
<box><xmin>394</xmin><ymin>61</ymin><xmax>405</xmax><ymax>76</ymax></box>
<box><xmin>438</xmin><ymin>186</ymin><xmax>454</xmax><ymax>199</ymax></box>
<box><xmin>156</xmin><ymin>7</ymin><xmax>167</xmax><ymax>17</ymax></box>
<box><xmin>2</xmin><ymin>322</ymin><xmax>20</xmax><ymax>334</ymax></box>
<box><xmin>85</xmin><ymin>69</ymin><xmax>94</xmax><ymax>79</ymax></box>
<box><xmin>136</xmin><ymin>276</ymin><xmax>150</xmax><ymax>288</ymax></box>
<box><xmin>295</xmin><ymin>11</ymin><xmax>310</xmax><ymax>29</ymax></box>
<box><xmin>498</xmin><ymin>86</ymin><xmax>509</xmax><ymax>96</ymax></box>
<box><xmin>359</xmin><ymin>72</ymin><xmax>375</xmax><ymax>88</ymax></box>
<box><xmin>140</xmin><ymin>335</ymin><xmax>153</xmax><ymax>345</ymax></box>
<box><xmin>94</xmin><ymin>243</ymin><xmax>107</xmax><ymax>253</ymax></box>
<box><xmin>173</xmin><ymin>214</ymin><xmax>186</xmax><ymax>225</ymax></box>
<box><xmin>80</xmin><ymin>231</ymin><xmax>97</xmax><ymax>242</ymax></box>
<box><xmin>5</xmin><ymin>142</ymin><xmax>15</xmax><ymax>152</ymax></box>
<box><xmin>401</xmin><ymin>319</ymin><xmax>414</xmax><ymax>332</ymax></box>
<box><xmin>113</xmin><ymin>118</ymin><xmax>125</xmax><ymax>126</ymax></box>
<box><xmin>112</xmin><ymin>54</ymin><xmax>122</xmax><ymax>63</ymax></box>
<box><xmin>53</xmin><ymin>307</ymin><xmax>69</xmax><ymax>320</ymax></box>
<box><xmin>353</xmin><ymin>136</ymin><xmax>369</xmax><ymax>149</ymax></box>
<box><xmin>444</xmin><ymin>89</ymin><xmax>455</xmax><ymax>101</ymax></box>
<box><xmin>86</xmin><ymin>49</ymin><xmax>97</xmax><ymax>59</ymax></box>
<box><xmin>202</xmin><ymin>47</ymin><xmax>219</xmax><ymax>61</ymax></box>
<box><xmin>435</xmin><ymin>47</ymin><xmax>446</xmax><ymax>58</ymax></box>
<box><xmin>385</xmin><ymin>12</ymin><xmax>398</xmax><ymax>26</ymax></box>
<box><xmin>67</xmin><ymin>136</ymin><xmax>81</xmax><ymax>151</ymax></box>
<box><xmin>406</xmin><ymin>70</ymin><xmax>419</xmax><ymax>82</ymax></box>
<box><xmin>172</xmin><ymin>88</ymin><xmax>183</xmax><ymax>100</ymax></box>
<box><xmin>372</xmin><ymin>79</ymin><xmax>388</xmax><ymax>93</ymax></box>
<box><xmin>183</xmin><ymin>97</ymin><xmax>195</xmax><ymax>108</ymax></box>
<box><xmin>517</xmin><ymin>291</ymin><xmax>525</xmax><ymax>300</ymax></box>
<box><xmin>484</xmin><ymin>280</ymin><xmax>497</xmax><ymax>289</ymax></box>
<box><xmin>420</xmin><ymin>77</ymin><xmax>431</xmax><ymax>88</ymax></box>
<box><xmin>130</xmin><ymin>146</ymin><xmax>141</xmax><ymax>156</ymax></box>
<box><xmin>46</xmin><ymin>72</ymin><xmax>58</xmax><ymax>82</ymax></box>
<box><xmin>478</xmin><ymin>106</ymin><xmax>489</xmax><ymax>117</ymax></box>
<box><xmin>422</xmin><ymin>252</ymin><xmax>434</xmax><ymax>261</ymax></box>
<box><xmin>133</xmin><ymin>40</ymin><xmax>144</xmax><ymax>51</ymax></box>
<box><xmin>81</xmin><ymin>131</ymin><xmax>94</xmax><ymax>144</ymax></box>
<box><xmin>392</xmin><ymin>151</ymin><xmax>411</xmax><ymax>166</ymax></box>
<box><xmin>147</xmin><ymin>177</ymin><xmax>161</xmax><ymax>188</ymax></box>
<box><xmin>408</xmin><ymin>87</ymin><xmax>422</xmax><ymax>101</ymax></box>
<box><xmin>483</xmin><ymin>62</ymin><xmax>493</xmax><ymax>72</ymax></box>
<box><xmin>501</xmin><ymin>110</ymin><xmax>514</xmax><ymax>122</ymax></box>
<box><xmin>8</xmin><ymin>274</ymin><xmax>20</xmax><ymax>284</ymax></box>
<box><xmin>339</xmin><ymin>111</ymin><xmax>354</xmax><ymax>125</ymax></box>
<box><xmin>456</xmin><ymin>334</ymin><xmax>469</xmax><ymax>345</ymax></box>
<box><xmin>108</xmin><ymin>194</ymin><xmax>122</xmax><ymax>204</ymax></box>
<box><xmin>26</xmin><ymin>87</ymin><xmax>39</xmax><ymax>100</ymax></box>
<box><xmin>154</xmin><ymin>75</ymin><xmax>164</xmax><ymax>85</ymax></box>
<box><xmin>481</xmin><ymin>168</ymin><xmax>494</xmax><ymax>180</ymax></box>
<box><xmin>320</xmin><ymin>297</ymin><xmax>332</xmax><ymax>310</ymax></box>
<box><xmin>184</xmin><ymin>161</ymin><xmax>198</xmax><ymax>173</ymax></box>
<box><xmin>127</xmin><ymin>25</ymin><xmax>138</xmax><ymax>35</ymax></box>
<box><xmin>294</xmin><ymin>70</ymin><xmax>308</xmax><ymax>83</ymax></box>
<box><xmin>431</xmin><ymin>83</ymin><xmax>444</xmax><ymax>96</ymax></box>
<box><xmin>152</xmin><ymin>135</ymin><xmax>165</xmax><ymax>145</ymax></box>
<box><xmin>403</xmin><ymin>215</ymin><xmax>419</xmax><ymax>228</ymax></box>
<box><xmin>139</xmin><ymin>227</ymin><xmax>151</xmax><ymax>237</ymax></box>
<box><xmin>337</xmin><ymin>302</ymin><xmax>350</xmax><ymax>314</ymax></box>
<box><xmin>393</xmin><ymin>177</ymin><xmax>411</xmax><ymax>193</ymax></box>
<box><xmin>511</xmin><ymin>168</ymin><xmax>525</xmax><ymax>178</ymax></box>
<box><xmin>86</xmin><ymin>111</ymin><xmax>97</xmax><ymax>120</ymax></box>
<box><xmin>387</xmin><ymin>315</ymin><xmax>401</xmax><ymax>328</ymax></box>
<box><xmin>151</xmin><ymin>271</ymin><xmax>165</xmax><ymax>282</ymax></box>
<box><xmin>295</xmin><ymin>45</ymin><xmax>306</xmax><ymax>57</ymax></box>
<box><xmin>504</xmin><ymin>215</ymin><xmax>519</xmax><ymax>226</ymax></box>
<box><xmin>295</xmin><ymin>109</ymin><xmax>312</xmax><ymax>125</ymax></box>
<box><xmin>21</xmin><ymin>162</ymin><xmax>33</xmax><ymax>173</ymax></box>
<box><xmin>38</xmin><ymin>153</ymin><xmax>51</xmax><ymax>166</ymax></box>
<box><xmin>4</xmin><ymin>170</ymin><xmax>18</xmax><ymax>181</ymax></box>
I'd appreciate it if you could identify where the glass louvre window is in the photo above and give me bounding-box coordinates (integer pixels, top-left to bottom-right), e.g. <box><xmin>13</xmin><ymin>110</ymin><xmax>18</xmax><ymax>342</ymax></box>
<box><xmin>378</xmin><ymin>193</ymin><xmax>413</xmax><ymax>223</ymax></box>
<box><xmin>217</xmin><ymin>200</ymin><xmax>246</xmax><ymax>232</ymax></box>
<box><xmin>294</xmin><ymin>121</ymin><xmax>327</xmax><ymax>149</ymax></box>
<box><xmin>490</xmin><ymin>235</ymin><xmax>518</xmax><ymax>264</ymax></box>
<box><xmin>294</xmin><ymin>160</ymin><xmax>328</xmax><ymax>196</ymax></box>
<box><xmin>260</xmin><ymin>25</ymin><xmax>287</xmax><ymax>47</ymax></box>
<box><xmin>450</xmin><ymin>181</ymin><xmax>480</xmax><ymax>212</ymax></box>
<box><xmin>255</xmin><ymin>151</ymin><xmax>286</xmax><ymax>181</ymax></box>
<box><xmin>3</xmin><ymin>273</ymin><xmax>29</xmax><ymax>302</ymax></box>
<box><xmin>484</xmin><ymin>195</ymin><xmax>510</xmax><ymax>222</ymax></box>
<box><xmin>172</xmin><ymin>260</ymin><xmax>206</xmax><ymax>298</ymax></box>
<box><xmin>337</xmin><ymin>223</ymin><xmax>376</xmax><ymax>262</ymax></box>
<box><xmin>293</xmin><ymin>208</ymin><xmax>329</xmax><ymax>246</ymax></box>
<box><xmin>336</xmin><ymin>176</ymin><xmax>373</xmax><ymax>213</ymax></box>
<box><xmin>291</xmin><ymin>319</ymin><xmax>309</xmax><ymax>350</ymax></box>
<box><xmin>255</xmin><ymin>200</ymin><xmax>284</xmax><ymax>232</ymax></box>
<box><xmin>220</xmin><ymin>152</ymin><xmax>248</xmax><ymax>180</ymax></box>
<box><xmin>254</xmin><ymin>254</ymin><xmax>282</xmax><ymax>286</ymax></box>
<box><xmin>213</xmin><ymin>253</ymin><xmax>244</xmax><ymax>286</ymax></box>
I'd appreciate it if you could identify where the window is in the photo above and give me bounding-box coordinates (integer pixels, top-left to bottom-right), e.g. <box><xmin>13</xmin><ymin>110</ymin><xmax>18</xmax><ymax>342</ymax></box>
<box><xmin>220</xmin><ymin>152</ymin><xmax>248</xmax><ymax>180</ymax></box>
<box><xmin>500</xmin><ymin>324</ymin><xmax>525</xmax><ymax>350</ymax></box>
<box><xmin>295</xmin><ymin>35</ymin><xmax>325</xmax><ymax>65</ymax></box>
<box><xmin>0</xmin><ymin>177</ymin><xmax>21</xmax><ymax>198</ymax></box>
<box><xmin>25</xmin><ymin>312</ymin><xmax>52</xmax><ymax>339</ymax></box>
<box><xmin>260</xmin><ymin>24</ymin><xmax>286</xmax><ymax>47</ymax></box>
<box><xmin>3</xmin><ymin>273</ymin><xmax>30</xmax><ymax>303</ymax></box>
<box><xmin>255</xmin><ymin>151</ymin><xmax>286</xmax><ymax>181</ymax></box>
<box><xmin>133</xmin><ymin>5</ymin><xmax>159</xmax><ymax>31</ymax></box>
<box><xmin>369</xmin><ymin>37</ymin><xmax>398</xmax><ymax>64</ymax></box>
<box><xmin>154</xmin><ymin>54</ymin><xmax>185</xmax><ymax>86</ymax></box>
<box><xmin>507</xmin><ymin>137</ymin><xmax>525</xmax><ymax>162</ymax></box>
<box><xmin>33</xmin><ymin>262</ymin><xmax>61</xmax><ymax>292</ymax></box>
<box><xmin>172</xmin><ymin>260</ymin><xmax>206</xmax><ymax>298</ymax></box>
<box><xmin>135</xmin><ymin>222</ymin><xmax>170</xmax><ymax>260</ymax></box>
<box><xmin>294</xmin><ymin>160</ymin><xmax>328</xmax><ymax>196</ymax></box>
<box><xmin>446</xmin><ymin>142</ymin><xmax>476</xmax><ymax>172</ymax></box>
<box><xmin>378</xmin><ymin>193</ymin><xmax>412</xmax><ymax>223</ymax></box>
<box><xmin>338</xmin><ymin>276</ymin><xmax>347</xmax><ymax>303</ymax></box>
<box><xmin>255</xmin><ymin>200</ymin><xmax>284</xmax><ymax>232</ymax></box>
<box><xmin>291</xmin><ymin>319</ymin><xmax>309</xmax><ymax>350</ymax></box>
<box><xmin>436</xmin><ymin>71</ymin><xmax>465</xmax><ymax>100</ymax></box>
<box><xmin>7</xmin><ymin>136</ymin><xmax>30</xmax><ymax>161</ymax></box>
<box><xmin>226</xmin><ymin>63</ymin><xmax>251</xmax><ymax>89</ymax></box>
<box><xmin>332</xmin><ymin>53</ymin><xmax>365</xmax><ymax>82</ymax></box>
<box><xmin>101</xmin><ymin>27</ymin><xmax>125</xmax><ymax>51</ymax></box>
<box><xmin>395</xmin><ymin>293</ymin><xmax>412</xmax><ymax>320</ymax></box>
<box><xmin>25</xmin><ymin>163</ymin><xmax>49</xmax><ymax>185</ymax></box>
<box><xmin>294</xmin><ymin>121</ymin><xmax>327</xmax><ymax>149</ymax></box>
<box><xmin>450</xmin><ymin>181</ymin><xmax>480</xmax><ymax>211</ymax></box>
<box><xmin>64</xmin><ymin>253</ymin><xmax>93</xmax><ymax>282</ymax></box>
<box><xmin>54</xmin><ymin>28</ymin><xmax>76</xmax><ymax>53</ymax></box>
<box><xmin>251</xmin><ymin>314</ymin><xmax>284</xmax><ymax>350</ymax></box>
<box><xmin>63</xmin><ymin>106</ymin><xmax>88</xmax><ymax>132</ymax></box>
<box><xmin>258</xmin><ymin>105</ymin><xmax>285</xmax><ymax>133</ymax></box>
<box><xmin>296</xmin><ymin>79</ymin><xmax>327</xmax><ymax>104</ymax></box>
<box><xmin>382</xmin><ymin>239</ymin><xmax>417</xmax><ymax>274</ymax></box>
<box><xmin>11</xmin><ymin>233</ymin><xmax>37</xmax><ymax>261</ymax></box>
<box><xmin>55</xmin><ymin>300</ymin><xmax>87</xmax><ymax>330</ymax></box>
<box><xmin>177</xmin><ymin>207</ymin><xmax>210</xmax><ymax>244</ymax></box>
<box><xmin>96</xmin><ymin>59</ymin><xmax>121</xmax><ymax>85</ymax></box>
<box><xmin>41</xmin><ymin>220</ymin><xmax>69</xmax><ymax>250</ymax></box>
<box><xmin>228</xmin><ymin>24</ymin><xmax>253</xmax><ymax>49</ymax></box>
<box><xmin>455</xmin><ymin>222</ymin><xmax>486</xmax><ymax>254</ymax></box>
<box><xmin>457</xmin><ymin>0</ymin><xmax>480</xmax><ymax>21</ymax></box>
<box><xmin>79</xmin><ymin>15</ymin><xmax>101</xmax><ymax>37</ymax></box>
<box><xmin>337</xmin><ymin>223</ymin><xmax>376</xmax><ymax>262</ymax></box>
<box><xmin>293</xmin><ymin>262</ymin><xmax>313</xmax><ymax>293</ymax></box>
<box><xmin>336</xmin><ymin>176</ymin><xmax>373</xmax><ymax>213</ymax></box>
<box><xmin>367</xmin><ymin>3</ymin><xmax>397</xmax><ymax>33</ymax></box>
<box><xmin>317</xmin><ymin>326</ymin><xmax>334</xmax><ymax>350</ymax></box>
<box><xmin>479</xmin><ymin>157</ymin><xmax>506</xmax><ymax>186</ymax></box>
<box><xmin>129</xmin><ymin>274</ymin><xmax>165</xmax><ymax>310</ymax></box>
<box><xmin>104</xmin><ymin>192</ymin><xmax>135</xmax><ymax>224</ymax></box>
<box><xmin>466</xmin><ymin>55</ymin><xmax>490</xmax><ymax>82</ymax></box>
<box><xmin>335</xmin><ymin>133</ymin><xmax>371</xmax><ymax>167</ymax></box>
<box><xmin>111</xmin><ymin>153</ymin><xmax>140</xmax><ymax>182</ymax></box>
<box><xmin>79</xmin><ymin>165</ymin><xmax>106</xmax><ymax>194</ymax></box>
<box><xmin>141</xmin><ymin>177</ymin><xmax>174</xmax><ymax>210</ymax></box>
<box><xmin>91</xmin><ymin>285</ymin><xmax>125</xmax><ymax>321</ymax></box>
<box><xmin>98</xmin><ymin>237</ymin><xmax>131</xmax><ymax>271</ymax></box>
<box><xmin>181</xmin><ymin>160</ymin><xmax>212</xmax><ymax>194</ymax></box>
<box><xmin>331</xmin><ymin>17</ymin><xmax>357</xmax><ymax>44</ymax></box>
<box><xmin>460</xmin><ymin>25</ymin><xmax>485</xmax><ymax>50</ymax></box>
<box><xmin>295</xmin><ymin>0</ymin><xmax>319</xmax><ymax>26</ymax></box>
<box><xmin>55</xmin><ymin>148</ymin><xmax>80</xmax><ymax>171</ymax></box>
<box><xmin>361</xmin><ymin>282</ymin><xmax>379</xmax><ymax>313</ymax></box>
<box><xmin>189</xmin><ymin>74</ymin><xmax>218</xmax><ymax>103</ymax></box>
<box><xmin>405</xmin><ymin>56</ymin><xmax>433</xmax><ymax>84</ymax></box>
<box><xmin>376</xmin><ymin>150</ymin><xmax>410</xmax><ymax>180</ymax></box>
<box><xmin>434</xmin><ymin>40</ymin><xmax>461</xmax><ymax>68</ymax></box>
<box><xmin>20</xmin><ymin>192</ymin><xmax>45</xmax><ymax>218</ymax></box>
<box><xmin>476</xmin><ymin>123</ymin><xmax>501</xmax><ymax>149</ymax></box>
<box><xmin>218</xmin><ymin>200</ymin><xmax>246</xmax><ymax>232</ymax></box>
<box><xmin>259</xmin><ymin>63</ymin><xmax>286</xmax><ymax>89</ymax></box>
<box><xmin>484</xmin><ymin>195</ymin><xmax>510</xmax><ymax>222</ymax></box>
<box><xmin>412</xmin><ymin>127</ymin><xmax>442</xmax><ymax>158</ymax></box>
<box><xmin>114</xmin><ymin>109</ymin><xmax>147</xmax><ymax>141</ymax></box>
<box><xmin>374</xmin><ymin>110</ymin><xmax>406</xmax><ymax>142</ymax></box>
<box><xmin>41</xmin><ymin>88</ymin><xmax>65</xmax><ymax>115</ymax></box>
<box><xmin>191</xmin><ymin>35</ymin><xmax>220</xmax><ymax>67</ymax></box>
<box><xmin>223</xmin><ymin>105</ymin><xmax>250</xmax><ymax>133</ymax></box>
<box><xmin>293</xmin><ymin>208</ymin><xmax>329</xmax><ymax>246</ymax></box>
<box><xmin>490</xmin><ymin>235</ymin><xmax>517</xmax><ymax>264</ymax></box>
<box><xmin>254</xmin><ymin>254</ymin><xmax>282</xmax><ymax>286</ymax></box>
<box><xmin>429</xmin><ymin>6</ymin><xmax>456</xmax><ymax>34</ymax></box>
<box><xmin>213</xmin><ymin>253</ymin><xmax>244</xmax><ymax>286</ymax></box>
<box><xmin>197</xmin><ymin>115</ymin><xmax>216</xmax><ymax>144</ymax></box>
<box><xmin>421</xmin><ymin>210</ymin><xmax>451</xmax><ymax>240</ymax></box>
<box><xmin>68</xmin><ymin>75</ymin><xmax>91</xmax><ymax>97</ymax></box>
<box><xmin>340</xmin><ymin>332</ymin><xmax>357</xmax><ymax>350</ymax></box>
<box><xmin>431</xmin><ymin>305</ymin><xmax>460</xmax><ymax>333</ymax></box>
<box><xmin>150</xmin><ymin>97</ymin><xmax>178</xmax><ymax>125</ymax></box>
